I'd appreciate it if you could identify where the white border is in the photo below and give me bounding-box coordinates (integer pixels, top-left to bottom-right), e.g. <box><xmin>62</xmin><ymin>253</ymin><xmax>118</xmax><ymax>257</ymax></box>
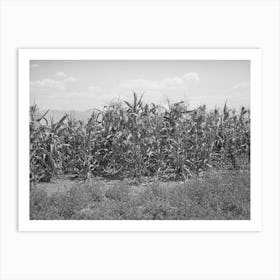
<box><xmin>18</xmin><ymin>49</ymin><xmax>262</xmax><ymax>231</ymax></box>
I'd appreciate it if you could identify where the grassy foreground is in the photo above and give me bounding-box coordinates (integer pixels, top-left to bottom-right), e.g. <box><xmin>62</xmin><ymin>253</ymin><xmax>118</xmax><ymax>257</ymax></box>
<box><xmin>30</xmin><ymin>170</ymin><xmax>250</xmax><ymax>220</ymax></box>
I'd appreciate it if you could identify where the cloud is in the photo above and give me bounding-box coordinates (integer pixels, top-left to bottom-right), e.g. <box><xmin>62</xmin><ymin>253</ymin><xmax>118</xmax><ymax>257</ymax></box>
<box><xmin>114</xmin><ymin>72</ymin><xmax>200</xmax><ymax>107</ymax></box>
<box><xmin>30</xmin><ymin>79</ymin><xmax>66</xmax><ymax>91</ymax></box>
<box><xmin>120</xmin><ymin>72</ymin><xmax>200</xmax><ymax>93</ymax></box>
<box><xmin>184</xmin><ymin>72</ymin><xmax>200</xmax><ymax>82</ymax></box>
<box><xmin>162</xmin><ymin>72</ymin><xmax>200</xmax><ymax>89</ymax></box>
<box><xmin>230</xmin><ymin>81</ymin><xmax>250</xmax><ymax>91</ymax></box>
<box><xmin>30</xmin><ymin>72</ymin><xmax>201</xmax><ymax>110</ymax></box>
<box><xmin>54</xmin><ymin>72</ymin><xmax>77</xmax><ymax>83</ymax></box>
<box><xmin>64</xmin><ymin>76</ymin><xmax>77</xmax><ymax>83</ymax></box>
<box><xmin>30</xmin><ymin>63</ymin><xmax>40</xmax><ymax>68</ymax></box>
<box><xmin>31</xmin><ymin>70</ymin><xmax>78</xmax><ymax>93</ymax></box>
<box><xmin>55</xmin><ymin>71</ymin><xmax>67</xmax><ymax>77</ymax></box>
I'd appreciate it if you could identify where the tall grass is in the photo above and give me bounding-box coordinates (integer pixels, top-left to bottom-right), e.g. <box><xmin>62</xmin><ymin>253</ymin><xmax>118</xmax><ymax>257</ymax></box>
<box><xmin>30</xmin><ymin>93</ymin><xmax>250</xmax><ymax>184</ymax></box>
<box><xmin>30</xmin><ymin>170</ymin><xmax>250</xmax><ymax>220</ymax></box>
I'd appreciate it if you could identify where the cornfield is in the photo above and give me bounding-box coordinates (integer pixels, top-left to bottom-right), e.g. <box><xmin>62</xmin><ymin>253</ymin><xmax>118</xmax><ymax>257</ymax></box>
<box><xmin>30</xmin><ymin>93</ymin><xmax>250</xmax><ymax>185</ymax></box>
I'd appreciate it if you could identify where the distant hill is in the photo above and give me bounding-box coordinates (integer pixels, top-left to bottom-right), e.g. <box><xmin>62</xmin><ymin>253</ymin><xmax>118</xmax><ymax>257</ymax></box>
<box><xmin>42</xmin><ymin>109</ymin><xmax>95</xmax><ymax>123</ymax></box>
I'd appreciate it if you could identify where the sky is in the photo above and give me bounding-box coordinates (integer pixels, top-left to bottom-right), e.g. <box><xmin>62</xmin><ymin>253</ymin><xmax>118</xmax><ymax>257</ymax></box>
<box><xmin>30</xmin><ymin>60</ymin><xmax>250</xmax><ymax>111</ymax></box>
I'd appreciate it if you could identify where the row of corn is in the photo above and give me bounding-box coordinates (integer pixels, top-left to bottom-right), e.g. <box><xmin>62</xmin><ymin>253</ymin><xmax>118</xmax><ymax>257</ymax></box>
<box><xmin>30</xmin><ymin>93</ymin><xmax>250</xmax><ymax>183</ymax></box>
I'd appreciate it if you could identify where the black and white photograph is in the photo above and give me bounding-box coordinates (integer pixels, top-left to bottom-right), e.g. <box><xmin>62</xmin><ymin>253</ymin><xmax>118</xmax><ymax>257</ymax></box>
<box><xmin>2</xmin><ymin>2</ymin><xmax>279</xmax><ymax>279</ymax></box>
<box><xmin>28</xmin><ymin>53</ymin><xmax>252</xmax><ymax>222</ymax></box>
